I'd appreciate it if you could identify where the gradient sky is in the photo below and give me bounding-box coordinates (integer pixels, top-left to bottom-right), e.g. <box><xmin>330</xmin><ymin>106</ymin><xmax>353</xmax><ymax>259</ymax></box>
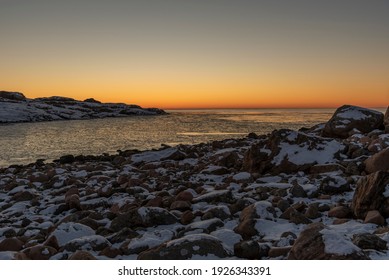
<box><xmin>1</xmin><ymin>0</ymin><xmax>388</xmax><ymax>109</ymax></box>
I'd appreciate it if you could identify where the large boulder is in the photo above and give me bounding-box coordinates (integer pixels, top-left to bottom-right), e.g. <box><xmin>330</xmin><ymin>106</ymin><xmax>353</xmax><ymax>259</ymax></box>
<box><xmin>323</xmin><ymin>105</ymin><xmax>384</xmax><ymax>138</ymax></box>
<box><xmin>351</xmin><ymin>171</ymin><xmax>389</xmax><ymax>219</ymax></box>
<box><xmin>137</xmin><ymin>234</ymin><xmax>230</xmax><ymax>259</ymax></box>
<box><xmin>243</xmin><ymin>129</ymin><xmax>345</xmax><ymax>175</ymax></box>
<box><xmin>288</xmin><ymin>223</ymin><xmax>369</xmax><ymax>260</ymax></box>
<box><xmin>365</xmin><ymin>148</ymin><xmax>389</xmax><ymax>174</ymax></box>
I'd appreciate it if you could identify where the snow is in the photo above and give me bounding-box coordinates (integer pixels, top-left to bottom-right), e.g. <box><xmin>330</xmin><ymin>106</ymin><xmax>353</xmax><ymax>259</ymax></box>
<box><xmin>233</xmin><ymin>172</ymin><xmax>251</xmax><ymax>181</ymax></box>
<box><xmin>127</xmin><ymin>230</ymin><xmax>174</xmax><ymax>251</ymax></box>
<box><xmin>383</xmin><ymin>184</ymin><xmax>389</xmax><ymax>198</ymax></box>
<box><xmin>253</xmin><ymin>201</ymin><xmax>278</xmax><ymax>220</ymax></box>
<box><xmin>131</xmin><ymin>148</ymin><xmax>177</xmax><ymax>163</ymax></box>
<box><xmin>272</xmin><ymin>139</ymin><xmax>344</xmax><ymax>165</ymax></box>
<box><xmin>255</xmin><ymin>219</ymin><xmax>304</xmax><ymax>241</ymax></box>
<box><xmin>49</xmin><ymin>222</ymin><xmax>95</xmax><ymax>247</ymax></box>
<box><xmin>210</xmin><ymin>229</ymin><xmax>241</xmax><ymax>253</ymax></box>
<box><xmin>320</xmin><ymin>228</ymin><xmax>360</xmax><ymax>255</ymax></box>
<box><xmin>337</xmin><ymin>106</ymin><xmax>377</xmax><ymax>120</ymax></box>
<box><xmin>166</xmin><ymin>234</ymin><xmax>222</xmax><ymax>248</ymax></box>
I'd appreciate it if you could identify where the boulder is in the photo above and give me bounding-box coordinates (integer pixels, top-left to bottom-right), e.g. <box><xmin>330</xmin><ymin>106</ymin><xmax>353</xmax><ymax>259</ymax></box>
<box><xmin>0</xmin><ymin>238</ymin><xmax>24</xmax><ymax>252</ymax></box>
<box><xmin>22</xmin><ymin>245</ymin><xmax>57</xmax><ymax>260</ymax></box>
<box><xmin>365</xmin><ymin>148</ymin><xmax>389</xmax><ymax>174</ymax></box>
<box><xmin>243</xmin><ymin>129</ymin><xmax>345</xmax><ymax>175</ymax></box>
<box><xmin>323</xmin><ymin>105</ymin><xmax>384</xmax><ymax>138</ymax></box>
<box><xmin>351</xmin><ymin>171</ymin><xmax>389</xmax><ymax>219</ymax></box>
<box><xmin>234</xmin><ymin>240</ymin><xmax>268</xmax><ymax>259</ymax></box>
<box><xmin>364</xmin><ymin>210</ymin><xmax>385</xmax><ymax>226</ymax></box>
<box><xmin>288</xmin><ymin>223</ymin><xmax>369</xmax><ymax>260</ymax></box>
<box><xmin>0</xmin><ymin>91</ymin><xmax>26</xmax><ymax>101</ymax></box>
<box><xmin>352</xmin><ymin>233</ymin><xmax>387</xmax><ymax>251</ymax></box>
<box><xmin>137</xmin><ymin>234</ymin><xmax>230</xmax><ymax>260</ymax></box>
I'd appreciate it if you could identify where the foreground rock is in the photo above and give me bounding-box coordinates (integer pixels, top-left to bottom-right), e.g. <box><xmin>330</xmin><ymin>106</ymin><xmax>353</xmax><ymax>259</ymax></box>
<box><xmin>0</xmin><ymin>91</ymin><xmax>166</xmax><ymax>123</ymax></box>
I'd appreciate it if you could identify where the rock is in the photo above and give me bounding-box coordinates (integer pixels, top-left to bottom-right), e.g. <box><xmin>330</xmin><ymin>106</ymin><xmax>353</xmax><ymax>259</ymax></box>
<box><xmin>12</xmin><ymin>191</ymin><xmax>37</xmax><ymax>202</ymax></box>
<box><xmin>175</xmin><ymin>191</ymin><xmax>193</xmax><ymax>202</ymax></box>
<box><xmin>235</xmin><ymin>201</ymin><xmax>278</xmax><ymax>239</ymax></box>
<box><xmin>170</xmin><ymin>200</ymin><xmax>191</xmax><ymax>211</ymax></box>
<box><xmin>201</xmin><ymin>206</ymin><xmax>231</xmax><ymax>221</ymax></box>
<box><xmin>180</xmin><ymin>218</ymin><xmax>224</xmax><ymax>236</ymax></box>
<box><xmin>268</xmin><ymin>246</ymin><xmax>292</xmax><ymax>258</ymax></box>
<box><xmin>289</xmin><ymin>183</ymin><xmax>307</xmax><ymax>198</ymax></box>
<box><xmin>192</xmin><ymin>190</ymin><xmax>234</xmax><ymax>204</ymax></box>
<box><xmin>319</xmin><ymin>176</ymin><xmax>351</xmax><ymax>195</ymax></box>
<box><xmin>385</xmin><ymin>106</ymin><xmax>389</xmax><ymax>132</ymax></box>
<box><xmin>234</xmin><ymin>240</ymin><xmax>268</xmax><ymax>259</ymax></box>
<box><xmin>323</xmin><ymin>105</ymin><xmax>384</xmax><ymax>138</ymax></box>
<box><xmin>305</xmin><ymin>204</ymin><xmax>321</xmax><ymax>219</ymax></box>
<box><xmin>351</xmin><ymin>171</ymin><xmax>389</xmax><ymax>219</ymax></box>
<box><xmin>352</xmin><ymin>233</ymin><xmax>387</xmax><ymax>251</ymax></box>
<box><xmin>364</xmin><ymin>210</ymin><xmax>385</xmax><ymax>226</ymax></box>
<box><xmin>180</xmin><ymin>211</ymin><xmax>195</xmax><ymax>225</ymax></box>
<box><xmin>289</xmin><ymin>211</ymin><xmax>312</xmax><ymax>225</ymax></box>
<box><xmin>63</xmin><ymin>235</ymin><xmax>111</xmax><ymax>252</ymax></box>
<box><xmin>288</xmin><ymin>223</ymin><xmax>369</xmax><ymax>260</ymax></box>
<box><xmin>243</xmin><ymin>129</ymin><xmax>345</xmax><ymax>175</ymax></box>
<box><xmin>137</xmin><ymin>234</ymin><xmax>230</xmax><ymax>260</ymax></box>
<box><xmin>59</xmin><ymin>154</ymin><xmax>75</xmax><ymax>164</ymax></box>
<box><xmin>110</xmin><ymin>207</ymin><xmax>178</xmax><ymax>231</ymax></box>
<box><xmin>310</xmin><ymin>164</ymin><xmax>345</xmax><ymax>174</ymax></box>
<box><xmin>65</xmin><ymin>194</ymin><xmax>81</xmax><ymax>210</ymax></box>
<box><xmin>328</xmin><ymin>206</ymin><xmax>352</xmax><ymax>219</ymax></box>
<box><xmin>23</xmin><ymin>245</ymin><xmax>57</xmax><ymax>260</ymax></box>
<box><xmin>68</xmin><ymin>250</ymin><xmax>97</xmax><ymax>260</ymax></box>
<box><xmin>0</xmin><ymin>237</ymin><xmax>24</xmax><ymax>251</ymax></box>
<box><xmin>365</xmin><ymin>148</ymin><xmax>389</xmax><ymax>174</ymax></box>
<box><xmin>0</xmin><ymin>91</ymin><xmax>26</xmax><ymax>101</ymax></box>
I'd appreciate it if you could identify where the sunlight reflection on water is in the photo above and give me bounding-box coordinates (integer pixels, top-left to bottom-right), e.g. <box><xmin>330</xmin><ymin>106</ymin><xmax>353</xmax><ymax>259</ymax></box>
<box><xmin>0</xmin><ymin>108</ymin><xmax>351</xmax><ymax>167</ymax></box>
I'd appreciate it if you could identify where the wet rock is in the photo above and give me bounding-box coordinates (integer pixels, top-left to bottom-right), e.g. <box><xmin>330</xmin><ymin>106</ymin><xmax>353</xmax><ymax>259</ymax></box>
<box><xmin>365</xmin><ymin>148</ymin><xmax>389</xmax><ymax>174</ymax></box>
<box><xmin>137</xmin><ymin>234</ymin><xmax>230</xmax><ymax>260</ymax></box>
<box><xmin>352</xmin><ymin>233</ymin><xmax>387</xmax><ymax>251</ymax></box>
<box><xmin>323</xmin><ymin>105</ymin><xmax>384</xmax><ymax>138</ymax></box>
<box><xmin>351</xmin><ymin>171</ymin><xmax>389</xmax><ymax>219</ymax></box>
<box><xmin>288</xmin><ymin>223</ymin><xmax>369</xmax><ymax>260</ymax></box>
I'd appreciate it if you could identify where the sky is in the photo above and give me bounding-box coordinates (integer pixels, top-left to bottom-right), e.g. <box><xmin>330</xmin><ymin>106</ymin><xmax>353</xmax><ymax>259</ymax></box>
<box><xmin>0</xmin><ymin>0</ymin><xmax>388</xmax><ymax>109</ymax></box>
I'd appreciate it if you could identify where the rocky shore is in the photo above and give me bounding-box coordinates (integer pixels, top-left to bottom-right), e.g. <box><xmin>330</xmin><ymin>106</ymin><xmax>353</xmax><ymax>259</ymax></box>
<box><xmin>0</xmin><ymin>91</ymin><xmax>166</xmax><ymax>123</ymax></box>
<box><xmin>0</xmin><ymin>105</ymin><xmax>389</xmax><ymax>260</ymax></box>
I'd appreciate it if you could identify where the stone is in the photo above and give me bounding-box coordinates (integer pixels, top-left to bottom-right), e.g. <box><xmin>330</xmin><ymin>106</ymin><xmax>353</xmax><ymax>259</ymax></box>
<box><xmin>137</xmin><ymin>234</ymin><xmax>230</xmax><ymax>260</ymax></box>
<box><xmin>319</xmin><ymin>176</ymin><xmax>351</xmax><ymax>194</ymax></box>
<box><xmin>305</xmin><ymin>204</ymin><xmax>321</xmax><ymax>219</ymax></box>
<box><xmin>322</xmin><ymin>105</ymin><xmax>384</xmax><ymax>138</ymax></box>
<box><xmin>289</xmin><ymin>183</ymin><xmax>307</xmax><ymax>198</ymax></box>
<box><xmin>63</xmin><ymin>235</ymin><xmax>111</xmax><ymax>252</ymax></box>
<box><xmin>310</xmin><ymin>164</ymin><xmax>345</xmax><ymax>174</ymax></box>
<box><xmin>234</xmin><ymin>241</ymin><xmax>268</xmax><ymax>259</ymax></box>
<box><xmin>352</xmin><ymin>233</ymin><xmax>387</xmax><ymax>251</ymax></box>
<box><xmin>328</xmin><ymin>206</ymin><xmax>352</xmax><ymax>219</ymax></box>
<box><xmin>385</xmin><ymin>106</ymin><xmax>389</xmax><ymax>132</ymax></box>
<box><xmin>0</xmin><ymin>91</ymin><xmax>26</xmax><ymax>101</ymax></box>
<box><xmin>365</xmin><ymin>148</ymin><xmax>389</xmax><ymax>174</ymax></box>
<box><xmin>65</xmin><ymin>194</ymin><xmax>81</xmax><ymax>210</ymax></box>
<box><xmin>243</xmin><ymin>129</ymin><xmax>345</xmax><ymax>175</ymax></box>
<box><xmin>364</xmin><ymin>210</ymin><xmax>385</xmax><ymax>226</ymax></box>
<box><xmin>23</xmin><ymin>245</ymin><xmax>57</xmax><ymax>260</ymax></box>
<box><xmin>170</xmin><ymin>200</ymin><xmax>191</xmax><ymax>211</ymax></box>
<box><xmin>289</xmin><ymin>211</ymin><xmax>312</xmax><ymax>225</ymax></box>
<box><xmin>351</xmin><ymin>171</ymin><xmax>389</xmax><ymax>219</ymax></box>
<box><xmin>0</xmin><ymin>237</ymin><xmax>24</xmax><ymax>252</ymax></box>
<box><xmin>175</xmin><ymin>191</ymin><xmax>193</xmax><ymax>202</ymax></box>
<box><xmin>268</xmin><ymin>246</ymin><xmax>292</xmax><ymax>258</ymax></box>
<box><xmin>288</xmin><ymin>223</ymin><xmax>369</xmax><ymax>260</ymax></box>
<box><xmin>201</xmin><ymin>206</ymin><xmax>231</xmax><ymax>221</ymax></box>
<box><xmin>68</xmin><ymin>250</ymin><xmax>97</xmax><ymax>260</ymax></box>
<box><xmin>59</xmin><ymin>155</ymin><xmax>75</xmax><ymax>164</ymax></box>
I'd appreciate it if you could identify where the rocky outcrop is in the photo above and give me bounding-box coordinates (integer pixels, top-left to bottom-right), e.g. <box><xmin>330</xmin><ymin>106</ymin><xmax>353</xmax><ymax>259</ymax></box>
<box><xmin>288</xmin><ymin>223</ymin><xmax>369</xmax><ymax>260</ymax></box>
<box><xmin>0</xmin><ymin>91</ymin><xmax>166</xmax><ymax>123</ymax></box>
<box><xmin>351</xmin><ymin>171</ymin><xmax>389</xmax><ymax>219</ymax></box>
<box><xmin>322</xmin><ymin>105</ymin><xmax>384</xmax><ymax>138</ymax></box>
<box><xmin>243</xmin><ymin>129</ymin><xmax>345</xmax><ymax>175</ymax></box>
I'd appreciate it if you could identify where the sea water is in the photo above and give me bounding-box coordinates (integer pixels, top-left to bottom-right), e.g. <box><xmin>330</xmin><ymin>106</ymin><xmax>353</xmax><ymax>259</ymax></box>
<box><xmin>0</xmin><ymin>108</ymin><xmax>383</xmax><ymax>167</ymax></box>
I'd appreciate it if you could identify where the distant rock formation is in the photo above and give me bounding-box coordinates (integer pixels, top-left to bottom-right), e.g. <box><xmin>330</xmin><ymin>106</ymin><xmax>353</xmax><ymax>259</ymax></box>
<box><xmin>0</xmin><ymin>91</ymin><xmax>166</xmax><ymax>123</ymax></box>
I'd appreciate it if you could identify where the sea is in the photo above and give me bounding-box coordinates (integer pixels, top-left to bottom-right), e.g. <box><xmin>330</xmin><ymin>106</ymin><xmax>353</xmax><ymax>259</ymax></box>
<box><xmin>0</xmin><ymin>108</ymin><xmax>385</xmax><ymax>167</ymax></box>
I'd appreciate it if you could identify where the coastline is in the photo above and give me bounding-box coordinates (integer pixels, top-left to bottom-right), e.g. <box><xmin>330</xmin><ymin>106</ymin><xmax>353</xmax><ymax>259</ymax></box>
<box><xmin>0</xmin><ymin>104</ymin><xmax>389</xmax><ymax>260</ymax></box>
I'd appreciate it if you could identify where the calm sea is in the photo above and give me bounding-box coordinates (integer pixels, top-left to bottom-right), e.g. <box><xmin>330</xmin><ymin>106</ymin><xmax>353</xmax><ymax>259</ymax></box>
<box><xmin>0</xmin><ymin>108</ymin><xmax>385</xmax><ymax>167</ymax></box>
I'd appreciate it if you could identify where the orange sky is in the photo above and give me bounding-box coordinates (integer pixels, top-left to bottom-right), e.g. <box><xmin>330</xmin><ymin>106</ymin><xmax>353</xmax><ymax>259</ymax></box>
<box><xmin>1</xmin><ymin>1</ymin><xmax>388</xmax><ymax>109</ymax></box>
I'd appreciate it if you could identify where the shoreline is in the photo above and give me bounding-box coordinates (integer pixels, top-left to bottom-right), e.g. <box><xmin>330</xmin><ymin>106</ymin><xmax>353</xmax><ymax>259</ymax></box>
<box><xmin>0</xmin><ymin>105</ymin><xmax>389</xmax><ymax>260</ymax></box>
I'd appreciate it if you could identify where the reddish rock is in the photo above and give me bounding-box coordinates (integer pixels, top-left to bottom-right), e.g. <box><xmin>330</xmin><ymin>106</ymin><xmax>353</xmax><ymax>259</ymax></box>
<box><xmin>0</xmin><ymin>238</ymin><xmax>24</xmax><ymax>252</ymax></box>
<box><xmin>180</xmin><ymin>211</ymin><xmax>195</xmax><ymax>225</ymax></box>
<box><xmin>351</xmin><ymin>171</ymin><xmax>389</xmax><ymax>219</ymax></box>
<box><xmin>175</xmin><ymin>191</ymin><xmax>193</xmax><ymax>202</ymax></box>
<box><xmin>68</xmin><ymin>250</ymin><xmax>97</xmax><ymax>260</ymax></box>
<box><xmin>99</xmin><ymin>247</ymin><xmax>121</xmax><ymax>258</ymax></box>
<box><xmin>364</xmin><ymin>210</ymin><xmax>385</xmax><ymax>226</ymax></box>
<box><xmin>268</xmin><ymin>246</ymin><xmax>292</xmax><ymax>258</ymax></box>
<box><xmin>365</xmin><ymin>148</ymin><xmax>389</xmax><ymax>174</ymax></box>
<box><xmin>23</xmin><ymin>245</ymin><xmax>57</xmax><ymax>260</ymax></box>
<box><xmin>44</xmin><ymin>235</ymin><xmax>60</xmax><ymax>250</ymax></box>
<box><xmin>145</xmin><ymin>196</ymin><xmax>163</xmax><ymax>207</ymax></box>
<box><xmin>332</xmin><ymin>219</ymin><xmax>350</xmax><ymax>225</ymax></box>
<box><xmin>65</xmin><ymin>194</ymin><xmax>81</xmax><ymax>210</ymax></box>
<box><xmin>170</xmin><ymin>200</ymin><xmax>191</xmax><ymax>211</ymax></box>
<box><xmin>328</xmin><ymin>206</ymin><xmax>352</xmax><ymax>219</ymax></box>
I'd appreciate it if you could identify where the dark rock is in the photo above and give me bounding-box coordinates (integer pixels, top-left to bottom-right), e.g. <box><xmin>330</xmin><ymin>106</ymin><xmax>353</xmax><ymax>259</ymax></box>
<box><xmin>289</xmin><ymin>211</ymin><xmax>312</xmax><ymax>225</ymax></box>
<box><xmin>352</xmin><ymin>233</ymin><xmax>387</xmax><ymax>251</ymax></box>
<box><xmin>328</xmin><ymin>206</ymin><xmax>352</xmax><ymax>219</ymax></box>
<box><xmin>268</xmin><ymin>246</ymin><xmax>292</xmax><ymax>258</ymax></box>
<box><xmin>289</xmin><ymin>183</ymin><xmax>307</xmax><ymax>198</ymax></box>
<box><xmin>59</xmin><ymin>155</ymin><xmax>75</xmax><ymax>164</ymax></box>
<box><xmin>0</xmin><ymin>91</ymin><xmax>26</xmax><ymax>101</ymax></box>
<box><xmin>22</xmin><ymin>245</ymin><xmax>57</xmax><ymax>260</ymax></box>
<box><xmin>0</xmin><ymin>237</ymin><xmax>24</xmax><ymax>251</ymax></box>
<box><xmin>351</xmin><ymin>171</ymin><xmax>389</xmax><ymax>219</ymax></box>
<box><xmin>288</xmin><ymin>223</ymin><xmax>369</xmax><ymax>260</ymax></box>
<box><xmin>63</xmin><ymin>235</ymin><xmax>111</xmax><ymax>252</ymax></box>
<box><xmin>364</xmin><ymin>210</ymin><xmax>385</xmax><ymax>226</ymax></box>
<box><xmin>68</xmin><ymin>250</ymin><xmax>97</xmax><ymax>260</ymax></box>
<box><xmin>319</xmin><ymin>176</ymin><xmax>351</xmax><ymax>194</ymax></box>
<box><xmin>137</xmin><ymin>234</ymin><xmax>230</xmax><ymax>260</ymax></box>
<box><xmin>323</xmin><ymin>105</ymin><xmax>384</xmax><ymax>138</ymax></box>
<box><xmin>234</xmin><ymin>240</ymin><xmax>265</xmax><ymax>259</ymax></box>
